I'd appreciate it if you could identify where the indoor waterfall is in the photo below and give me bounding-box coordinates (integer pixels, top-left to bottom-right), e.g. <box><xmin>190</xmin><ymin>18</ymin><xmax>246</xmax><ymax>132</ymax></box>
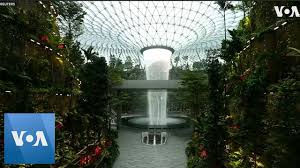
<box><xmin>143</xmin><ymin>48</ymin><xmax>172</xmax><ymax>125</ymax></box>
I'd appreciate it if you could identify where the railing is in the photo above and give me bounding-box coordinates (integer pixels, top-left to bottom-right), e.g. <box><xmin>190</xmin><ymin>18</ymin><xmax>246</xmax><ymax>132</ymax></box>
<box><xmin>110</xmin><ymin>109</ymin><xmax>118</xmax><ymax>130</ymax></box>
<box><xmin>141</xmin><ymin>131</ymin><xmax>168</xmax><ymax>145</ymax></box>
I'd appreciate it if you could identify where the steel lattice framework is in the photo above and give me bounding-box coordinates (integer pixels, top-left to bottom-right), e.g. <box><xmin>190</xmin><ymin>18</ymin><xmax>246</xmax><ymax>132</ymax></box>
<box><xmin>77</xmin><ymin>1</ymin><xmax>244</xmax><ymax>65</ymax></box>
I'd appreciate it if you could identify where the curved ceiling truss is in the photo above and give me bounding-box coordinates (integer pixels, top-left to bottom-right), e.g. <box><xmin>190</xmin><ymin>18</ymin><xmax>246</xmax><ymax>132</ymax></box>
<box><xmin>76</xmin><ymin>1</ymin><xmax>244</xmax><ymax>66</ymax></box>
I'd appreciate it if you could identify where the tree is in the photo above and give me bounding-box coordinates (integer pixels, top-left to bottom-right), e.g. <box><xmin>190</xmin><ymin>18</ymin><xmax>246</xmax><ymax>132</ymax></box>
<box><xmin>77</xmin><ymin>49</ymin><xmax>110</xmax><ymax>141</ymax></box>
<box><xmin>205</xmin><ymin>50</ymin><xmax>226</xmax><ymax>168</ymax></box>
<box><xmin>234</xmin><ymin>0</ymin><xmax>253</xmax><ymax>19</ymax></box>
<box><xmin>54</xmin><ymin>1</ymin><xmax>86</xmax><ymax>40</ymax></box>
<box><xmin>180</xmin><ymin>70</ymin><xmax>208</xmax><ymax>119</ymax></box>
<box><xmin>182</xmin><ymin>55</ymin><xmax>189</xmax><ymax>69</ymax></box>
<box><xmin>192</xmin><ymin>60</ymin><xmax>207</xmax><ymax>71</ymax></box>
<box><xmin>124</xmin><ymin>56</ymin><xmax>133</xmax><ymax>72</ymax></box>
<box><xmin>219</xmin><ymin>29</ymin><xmax>244</xmax><ymax>63</ymax></box>
<box><xmin>216</xmin><ymin>0</ymin><xmax>234</xmax><ymax>40</ymax></box>
<box><xmin>54</xmin><ymin>2</ymin><xmax>86</xmax><ymax>70</ymax></box>
<box><xmin>82</xmin><ymin>46</ymin><xmax>98</xmax><ymax>61</ymax></box>
<box><xmin>69</xmin><ymin>41</ymin><xmax>85</xmax><ymax>68</ymax></box>
<box><xmin>174</xmin><ymin>56</ymin><xmax>180</xmax><ymax>68</ymax></box>
<box><xmin>185</xmin><ymin>50</ymin><xmax>227</xmax><ymax>168</ymax></box>
<box><xmin>108</xmin><ymin>54</ymin><xmax>124</xmax><ymax>86</ymax></box>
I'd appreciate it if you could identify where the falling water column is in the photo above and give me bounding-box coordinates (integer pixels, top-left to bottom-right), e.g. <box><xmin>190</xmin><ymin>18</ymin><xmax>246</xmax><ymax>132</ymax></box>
<box><xmin>142</xmin><ymin>48</ymin><xmax>172</xmax><ymax>126</ymax></box>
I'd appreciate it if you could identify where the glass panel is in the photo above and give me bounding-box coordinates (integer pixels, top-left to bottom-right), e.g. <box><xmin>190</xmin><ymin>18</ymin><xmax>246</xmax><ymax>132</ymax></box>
<box><xmin>67</xmin><ymin>1</ymin><xmax>244</xmax><ymax>65</ymax></box>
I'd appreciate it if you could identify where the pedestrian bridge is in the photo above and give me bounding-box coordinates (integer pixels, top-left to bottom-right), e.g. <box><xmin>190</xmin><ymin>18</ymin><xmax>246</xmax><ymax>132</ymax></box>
<box><xmin>113</xmin><ymin>80</ymin><xmax>182</xmax><ymax>89</ymax></box>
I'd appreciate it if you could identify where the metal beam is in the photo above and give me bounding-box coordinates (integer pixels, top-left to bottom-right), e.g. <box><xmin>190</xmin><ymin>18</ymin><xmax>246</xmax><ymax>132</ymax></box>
<box><xmin>113</xmin><ymin>80</ymin><xmax>182</xmax><ymax>89</ymax></box>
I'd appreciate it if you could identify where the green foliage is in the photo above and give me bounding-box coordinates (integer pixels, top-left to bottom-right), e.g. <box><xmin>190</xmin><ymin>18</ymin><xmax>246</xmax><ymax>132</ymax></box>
<box><xmin>192</xmin><ymin>60</ymin><xmax>207</xmax><ymax>71</ymax></box>
<box><xmin>186</xmin><ymin>49</ymin><xmax>226</xmax><ymax>168</ymax></box>
<box><xmin>169</xmin><ymin>67</ymin><xmax>185</xmax><ymax>80</ymax></box>
<box><xmin>187</xmin><ymin>156</ymin><xmax>208</xmax><ymax>168</ymax></box>
<box><xmin>179</xmin><ymin>70</ymin><xmax>208</xmax><ymax>118</ymax></box>
<box><xmin>54</xmin><ymin>1</ymin><xmax>86</xmax><ymax>40</ymax></box>
<box><xmin>250</xmin><ymin>1</ymin><xmax>277</xmax><ymax>32</ymax></box>
<box><xmin>69</xmin><ymin>41</ymin><xmax>85</xmax><ymax>68</ymax></box>
<box><xmin>205</xmin><ymin>53</ymin><xmax>227</xmax><ymax>167</ymax></box>
<box><xmin>218</xmin><ymin>14</ymin><xmax>254</xmax><ymax>64</ymax></box>
<box><xmin>210</xmin><ymin>1</ymin><xmax>300</xmax><ymax>168</ymax></box>
<box><xmin>174</xmin><ymin>56</ymin><xmax>180</xmax><ymax>67</ymax></box>
<box><xmin>78</xmin><ymin>55</ymin><xmax>109</xmax><ymax>134</ymax></box>
<box><xmin>215</xmin><ymin>0</ymin><xmax>234</xmax><ymax>40</ymax></box>
<box><xmin>263</xmin><ymin>79</ymin><xmax>300</xmax><ymax>168</ymax></box>
<box><xmin>234</xmin><ymin>0</ymin><xmax>253</xmax><ymax>16</ymax></box>
<box><xmin>215</xmin><ymin>0</ymin><xmax>234</xmax><ymax>10</ymax></box>
<box><xmin>82</xmin><ymin>46</ymin><xmax>98</xmax><ymax>61</ymax></box>
<box><xmin>0</xmin><ymin>5</ymin><xmax>53</xmax><ymax>72</ymax></box>
<box><xmin>242</xmin><ymin>66</ymin><xmax>267</xmax><ymax>97</ymax></box>
<box><xmin>220</xmin><ymin>30</ymin><xmax>244</xmax><ymax>63</ymax></box>
<box><xmin>124</xmin><ymin>56</ymin><xmax>133</xmax><ymax>71</ymax></box>
<box><xmin>108</xmin><ymin>54</ymin><xmax>124</xmax><ymax>86</ymax></box>
<box><xmin>225</xmin><ymin>61</ymin><xmax>268</xmax><ymax>168</ymax></box>
<box><xmin>28</xmin><ymin>86</ymin><xmax>80</xmax><ymax>95</ymax></box>
<box><xmin>102</xmin><ymin>130</ymin><xmax>120</xmax><ymax>167</ymax></box>
<box><xmin>57</xmin><ymin>50</ymin><xmax>120</xmax><ymax>167</ymax></box>
<box><xmin>0</xmin><ymin>2</ymin><xmax>118</xmax><ymax>168</ymax></box>
<box><xmin>108</xmin><ymin>54</ymin><xmax>146</xmax><ymax>115</ymax></box>
<box><xmin>0</xmin><ymin>2</ymin><xmax>79</xmax><ymax>89</ymax></box>
<box><xmin>54</xmin><ymin>1</ymin><xmax>86</xmax><ymax>72</ymax></box>
<box><xmin>227</xmin><ymin>148</ymin><xmax>243</xmax><ymax>168</ymax></box>
<box><xmin>107</xmin><ymin>53</ymin><xmax>145</xmax><ymax>81</ymax></box>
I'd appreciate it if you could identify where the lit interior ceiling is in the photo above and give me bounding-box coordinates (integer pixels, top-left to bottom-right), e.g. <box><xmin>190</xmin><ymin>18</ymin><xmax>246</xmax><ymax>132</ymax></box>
<box><xmin>77</xmin><ymin>1</ymin><xmax>244</xmax><ymax>65</ymax></box>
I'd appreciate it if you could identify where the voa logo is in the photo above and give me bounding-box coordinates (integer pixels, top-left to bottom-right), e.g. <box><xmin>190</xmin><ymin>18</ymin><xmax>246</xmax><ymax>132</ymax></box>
<box><xmin>4</xmin><ymin>113</ymin><xmax>55</xmax><ymax>164</ymax></box>
<box><xmin>274</xmin><ymin>6</ymin><xmax>300</xmax><ymax>17</ymax></box>
<box><xmin>11</xmin><ymin>131</ymin><xmax>48</xmax><ymax>146</ymax></box>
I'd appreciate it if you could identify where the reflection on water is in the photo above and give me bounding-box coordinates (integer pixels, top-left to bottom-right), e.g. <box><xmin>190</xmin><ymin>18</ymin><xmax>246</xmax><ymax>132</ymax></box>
<box><xmin>113</xmin><ymin>126</ymin><xmax>192</xmax><ymax>168</ymax></box>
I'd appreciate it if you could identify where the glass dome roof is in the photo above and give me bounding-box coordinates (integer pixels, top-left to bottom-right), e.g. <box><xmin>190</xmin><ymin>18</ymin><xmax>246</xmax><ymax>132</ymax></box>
<box><xmin>77</xmin><ymin>1</ymin><xmax>244</xmax><ymax>65</ymax></box>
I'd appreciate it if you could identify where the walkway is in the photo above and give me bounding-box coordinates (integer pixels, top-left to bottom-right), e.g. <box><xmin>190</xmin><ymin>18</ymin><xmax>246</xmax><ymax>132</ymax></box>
<box><xmin>113</xmin><ymin>80</ymin><xmax>182</xmax><ymax>90</ymax></box>
<box><xmin>113</xmin><ymin>126</ymin><xmax>192</xmax><ymax>168</ymax></box>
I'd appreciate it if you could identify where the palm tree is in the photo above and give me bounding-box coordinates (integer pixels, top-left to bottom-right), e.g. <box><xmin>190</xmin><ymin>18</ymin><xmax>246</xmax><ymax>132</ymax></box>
<box><xmin>235</xmin><ymin>0</ymin><xmax>252</xmax><ymax>19</ymax></box>
<box><xmin>82</xmin><ymin>46</ymin><xmax>98</xmax><ymax>62</ymax></box>
<box><xmin>216</xmin><ymin>0</ymin><xmax>234</xmax><ymax>40</ymax></box>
